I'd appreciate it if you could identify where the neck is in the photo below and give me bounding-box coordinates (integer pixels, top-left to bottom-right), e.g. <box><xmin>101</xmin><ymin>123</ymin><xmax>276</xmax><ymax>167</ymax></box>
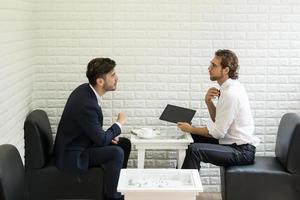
<box><xmin>217</xmin><ymin>76</ymin><xmax>229</xmax><ymax>86</ymax></box>
<box><xmin>93</xmin><ymin>85</ymin><xmax>106</xmax><ymax>96</ymax></box>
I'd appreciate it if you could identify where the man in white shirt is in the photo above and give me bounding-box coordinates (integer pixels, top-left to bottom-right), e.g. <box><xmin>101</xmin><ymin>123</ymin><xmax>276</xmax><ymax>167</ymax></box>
<box><xmin>177</xmin><ymin>49</ymin><xmax>259</xmax><ymax>170</ymax></box>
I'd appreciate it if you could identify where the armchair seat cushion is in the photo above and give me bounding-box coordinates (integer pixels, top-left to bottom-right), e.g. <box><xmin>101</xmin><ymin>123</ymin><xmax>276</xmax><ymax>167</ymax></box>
<box><xmin>226</xmin><ymin>156</ymin><xmax>287</xmax><ymax>175</ymax></box>
<box><xmin>26</xmin><ymin>163</ymin><xmax>104</xmax><ymax>200</ymax></box>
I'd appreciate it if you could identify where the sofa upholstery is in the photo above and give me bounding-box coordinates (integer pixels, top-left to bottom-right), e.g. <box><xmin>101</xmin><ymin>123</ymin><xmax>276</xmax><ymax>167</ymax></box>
<box><xmin>24</xmin><ymin>109</ymin><xmax>105</xmax><ymax>200</ymax></box>
<box><xmin>0</xmin><ymin>144</ymin><xmax>26</xmax><ymax>200</ymax></box>
<box><xmin>221</xmin><ymin>113</ymin><xmax>300</xmax><ymax>200</ymax></box>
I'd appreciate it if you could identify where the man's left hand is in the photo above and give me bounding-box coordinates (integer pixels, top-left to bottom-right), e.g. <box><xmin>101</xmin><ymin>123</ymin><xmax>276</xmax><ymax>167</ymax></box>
<box><xmin>111</xmin><ymin>137</ymin><xmax>119</xmax><ymax>144</ymax></box>
<box><xmin>177</xmin><ymin>122</ymin><xmax>192</xmax><ymax>133</ymax></box>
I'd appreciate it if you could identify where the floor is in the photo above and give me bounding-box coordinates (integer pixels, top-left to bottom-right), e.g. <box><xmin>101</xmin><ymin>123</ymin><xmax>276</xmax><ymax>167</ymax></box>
<box><xmin>197</xmin><ymin>193</ymin><xmax>222</xmax><ymax>200</ymax></box>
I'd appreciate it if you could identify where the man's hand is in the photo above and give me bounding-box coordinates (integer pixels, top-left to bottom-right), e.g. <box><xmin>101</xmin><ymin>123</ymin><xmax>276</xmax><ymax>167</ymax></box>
<box><xmin>177</xmin><ymin>122</ymin><xmax>192</xmax><ymax>133</ymax></box>
<box><xmin>205</xmin><ymin>87</ymin><xmax>220</xmax><ymax>103</ymax></box>
<box><xmin>117</xmin><ymin>112</ymin><xmax>126</xmax><ymax>125</ymax></box>
<box><xmin>111</xmin><ymin>137</ymin><xmax>119</xmax><ymax>145</ymax></box>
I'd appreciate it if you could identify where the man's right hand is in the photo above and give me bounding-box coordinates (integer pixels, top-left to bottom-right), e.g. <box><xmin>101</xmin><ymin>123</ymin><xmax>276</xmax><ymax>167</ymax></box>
<box><xmin>205</xmin><ymin>87</ymin><xmax>220</xmax><ymax>103</ymax></box>
<box><xmin>117</xmin><ymin>112</ymin><xmax>126</xmax><ymax>125</ymax></box>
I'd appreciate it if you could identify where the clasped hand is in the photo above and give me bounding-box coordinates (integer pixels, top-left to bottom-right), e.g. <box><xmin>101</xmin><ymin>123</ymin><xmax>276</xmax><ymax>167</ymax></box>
<box><xmin>205</xmin><ymin>87</ymin><xmax>220</xmax><ymax>102</ymax></box>
<box><xmin>111</xmin><ymin>112</ymin><xmax>126</xmax><ymax>144</ymax></box>
<box><xmin>111</xmin><ymin>136</ymin><xmax>119</xmax><ymax>144</ymax></box>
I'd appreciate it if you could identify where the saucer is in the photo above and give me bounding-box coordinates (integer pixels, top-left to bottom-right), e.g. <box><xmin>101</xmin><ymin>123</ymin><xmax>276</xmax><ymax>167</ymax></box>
<box><xmin>131</xmin><ymin>128</ymin><xmax>160</xmax><ymax>139</ymax></box>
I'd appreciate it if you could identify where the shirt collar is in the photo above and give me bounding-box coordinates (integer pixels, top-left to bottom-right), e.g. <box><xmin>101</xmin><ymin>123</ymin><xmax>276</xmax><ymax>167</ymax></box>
<box><xmin>89</xmin><ymin>84</ymin><xmax>101</xmax><ymax>106</ymax></box>
<box><xmin>220</xmin><ymin>78</ymin><xmax>233</xmax><ymax>92</ymax></box>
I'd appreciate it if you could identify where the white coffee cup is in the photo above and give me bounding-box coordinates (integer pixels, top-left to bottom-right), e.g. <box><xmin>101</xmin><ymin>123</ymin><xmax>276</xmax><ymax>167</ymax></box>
<box><xmin>138</xmin><ymin>128</ymin><xmax>155</xmax><ymax>138</ymax></box>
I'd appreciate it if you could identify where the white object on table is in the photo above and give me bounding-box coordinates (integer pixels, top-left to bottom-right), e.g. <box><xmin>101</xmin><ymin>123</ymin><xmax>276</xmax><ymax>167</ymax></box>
<box><xmin>117</xmin><ymin>168</ymin><xmax>203</xmax><ymax>200</ymax></box>
<box><xmin>131</xmin><ymin>128</ymin><xmax>159</xmax><ymax>139</ymax></box>
<box><xmin>130</xmin><ymin>129</ymin><xmax>194</xmax><ymax>168</ymax></box>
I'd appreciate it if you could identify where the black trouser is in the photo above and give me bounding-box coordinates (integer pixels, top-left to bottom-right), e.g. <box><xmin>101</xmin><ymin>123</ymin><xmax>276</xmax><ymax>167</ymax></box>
<box><xmin>116</xmin><ymin>137</ymin><xmax>131</xmax><ymax>168</ymax></box>
<box><xmin>182</xmin><ymin>135</ymin><xmax>255</xmax><ymax>170</ymax></box>
<box><xmin>89</xmin><ymin>137</ymin><xmax>131</xmax><ymax>199</ymax></box>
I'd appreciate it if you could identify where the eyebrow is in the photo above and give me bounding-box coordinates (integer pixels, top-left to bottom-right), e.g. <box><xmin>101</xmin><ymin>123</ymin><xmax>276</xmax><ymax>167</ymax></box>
<box><xmin>110</xmin><ymin>71</ymin><xmax>116</xmax><ymax>76</ymax></box>
<box><xmin>210</xmin><ymin>61</ymin><xmax>217</xmax><ymax>66</ymax></box>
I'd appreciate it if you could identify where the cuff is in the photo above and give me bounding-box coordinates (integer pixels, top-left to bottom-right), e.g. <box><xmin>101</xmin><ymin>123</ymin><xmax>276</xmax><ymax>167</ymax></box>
<box><xmin>206</xmin><ymin>119</ymin><xmax>218</xmax><ymax>139</ymax></box>
<box><xmin>115</xmin><ymin>122</ymin><xmax>122</xmax><ymax>131</ymax></box>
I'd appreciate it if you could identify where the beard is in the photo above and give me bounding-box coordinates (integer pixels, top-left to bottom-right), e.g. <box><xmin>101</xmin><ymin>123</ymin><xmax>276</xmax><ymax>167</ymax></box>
<box><xmin>210</xmin><ymin>75</ymin><xmax>222</xmax><ymax>81</ymax></box>
<box><xmin>209</xmin><ymin>71</ymin><xmax>225</xmax><ymax>81</ymax></box>
<box><xmin>210</xmin><ymin>76</ymin><xmax>217</xmax><ymax>81</ymax></box>
<box><xmin>104</xmin><ymin>81</ymin><xmax>117</xmax><ymax>91</ymax></box>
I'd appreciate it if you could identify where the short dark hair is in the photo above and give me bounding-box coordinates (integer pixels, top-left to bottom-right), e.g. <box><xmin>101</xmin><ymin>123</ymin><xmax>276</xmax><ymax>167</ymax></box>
<box><xmin>215</xmin><ymin>49</ymin><xmax>239</xmax><ymax>79</ymax></box>
<box><xmin>86</xmin><ymin>58</ymin><xmax>116</xmax><ymax>86</ymax></box>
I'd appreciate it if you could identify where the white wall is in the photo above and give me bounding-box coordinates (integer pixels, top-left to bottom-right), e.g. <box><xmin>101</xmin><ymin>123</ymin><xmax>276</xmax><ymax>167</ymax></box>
<box><xmin>0</xmin><ymin>0</ymin><xmax>35</xmax><ymax>157</ymax></box>
<box><xmin>33</xmin><ymin>0</ymin><xmax>300</xmax><ymax>192</ymax></box>
<box><xmin>1</xmin><ymin>0</ymin><xmax>300</xmax><ymax>192</ymax></box>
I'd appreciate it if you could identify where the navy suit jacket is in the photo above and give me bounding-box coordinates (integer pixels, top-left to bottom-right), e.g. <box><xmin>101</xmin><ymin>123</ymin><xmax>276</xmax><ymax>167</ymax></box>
<box><xmin>54</xmin><ymin>83</ymin><xmax>121</xmax><ymax>172</ymax></box>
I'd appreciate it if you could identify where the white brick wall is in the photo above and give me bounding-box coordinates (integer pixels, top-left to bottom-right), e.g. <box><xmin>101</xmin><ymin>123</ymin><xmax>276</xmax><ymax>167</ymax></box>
<box><xmin>1</xmin><ymin>0</ymin><xmax>300</xmax><ymax>192</ymax></box>
<box><xmin>0</xmin><ymin>0</ymin><xmax>35</xmax><ymax>159</ymax></box>
<box><xmin>33</xmin><ymin>0</ymin><xmax>300</xmax><ymax>192</ymax></box>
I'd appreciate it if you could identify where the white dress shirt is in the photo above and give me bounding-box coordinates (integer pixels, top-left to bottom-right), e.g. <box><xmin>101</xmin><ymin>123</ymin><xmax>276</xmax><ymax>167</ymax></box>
<box><xmin>206</xmin><ymin>79</ymin><xmax>259</xmax><ymax>147</ymax></box>
<box><xmin>89</xmin><ymin>84</ymin><xmax>122</xmax><ymax>129</ymax></box>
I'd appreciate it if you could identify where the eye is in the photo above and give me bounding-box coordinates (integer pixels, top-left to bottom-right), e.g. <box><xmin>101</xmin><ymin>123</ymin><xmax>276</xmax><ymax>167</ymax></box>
<box><xmin>209</xmin><ymin>63</ymin><xmax>217</xmax><ymax>68</ymax></box>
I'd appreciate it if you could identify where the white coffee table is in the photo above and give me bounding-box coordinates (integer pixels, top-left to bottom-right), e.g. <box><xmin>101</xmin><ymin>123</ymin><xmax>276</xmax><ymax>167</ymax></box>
<box><xmin>130</xmin><ymin>132</ymin><xmax>193</xmax><ymax>168</ymax></box>
<box><xmin>117</xmin><ymin>169</ymin><xmax>203</xmax><ymax>200</ymax></box>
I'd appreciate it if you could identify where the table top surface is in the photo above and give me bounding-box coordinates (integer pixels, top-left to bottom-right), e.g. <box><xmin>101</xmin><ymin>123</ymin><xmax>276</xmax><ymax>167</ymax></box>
<box><xmin>130</xmin><ymin>127</ymin><xmax>194</xmax><ymax>144</ymax></box>
<box><xmin>130</xmin><ymin>132</ymin><xmax>193</xmax><ymax>144</ymax></box>
<box><xmin>118</xmin><ymin>169</ymin><xmax>203</xmax><ymax>192</ymax></box>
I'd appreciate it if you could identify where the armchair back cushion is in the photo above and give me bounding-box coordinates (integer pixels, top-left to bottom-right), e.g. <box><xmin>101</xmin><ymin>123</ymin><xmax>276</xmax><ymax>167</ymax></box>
<box><xmin>24</xmin><ymin>109</ymin><xmax>53</xmax><ymax>170</ymax></box>
<box><xmin>0</xmin><ymin>144</ymin><xmax>26</xmax><ymax>200</ymax></box>
<box><xmin>275</xmin><ymin>113</ymin><xmax>300</xmax><ymax>174</ymax></box>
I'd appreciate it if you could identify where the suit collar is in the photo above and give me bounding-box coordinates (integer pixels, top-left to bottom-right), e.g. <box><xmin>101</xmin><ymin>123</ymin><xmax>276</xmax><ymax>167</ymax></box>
<box><xmin>89</xmin><ymin>84</ymin><xmax>101</xmax><ymax>107</ymax></box>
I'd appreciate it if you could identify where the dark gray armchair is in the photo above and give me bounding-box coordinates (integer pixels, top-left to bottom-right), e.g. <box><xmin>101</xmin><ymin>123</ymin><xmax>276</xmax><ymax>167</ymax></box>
<box><xmin>221</xmin><ymin>113</ymin><xmax>300</xmax><ymax>200</ymax></box>
<box><xmin>0</xmin><ymin>144</ymin><xmax>26</xmax><ymax>200</ymax></box>
<box><xmin>24</xmin><ymin>109</ymin><xmax>105</xmax><ymax>200</ymax></box>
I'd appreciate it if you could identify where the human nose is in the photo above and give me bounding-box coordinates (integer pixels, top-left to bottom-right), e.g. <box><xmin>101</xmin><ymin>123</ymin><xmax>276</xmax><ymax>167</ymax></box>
<box><xmin>208</xmin><ymin>64</ymin><xmax>212</xmax><ymax>71</ymax></box>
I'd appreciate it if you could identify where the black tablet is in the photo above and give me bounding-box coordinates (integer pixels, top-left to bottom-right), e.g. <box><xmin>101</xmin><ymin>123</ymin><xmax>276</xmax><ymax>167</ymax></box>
<box><xmin>159</xmin><ymin>104</ymin><xmax>196</xmax><ymax>124</ymax></box>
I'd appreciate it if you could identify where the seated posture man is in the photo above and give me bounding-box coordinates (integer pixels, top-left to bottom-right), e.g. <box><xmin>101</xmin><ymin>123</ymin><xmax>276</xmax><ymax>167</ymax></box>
<box><xmin>54</xmin><ymin>58</ymin><xmax>131</xmax><ymax>200</ymax></box>
<box><xmin>177</xmin><ymin>49</ymin><xmax>259</xmax><ymax>170</ymax></box>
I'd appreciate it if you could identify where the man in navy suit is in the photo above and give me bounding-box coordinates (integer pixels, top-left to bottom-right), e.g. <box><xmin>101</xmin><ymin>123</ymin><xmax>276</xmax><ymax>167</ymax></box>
<box><xmin>54</xmin><ymin>58</ymin><xmax>131</xmax><ymax>200</ymax></box>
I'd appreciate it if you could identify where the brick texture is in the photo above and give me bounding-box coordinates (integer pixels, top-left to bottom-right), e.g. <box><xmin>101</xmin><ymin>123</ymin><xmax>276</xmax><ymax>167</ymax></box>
<box><xmin>0</xmin><ymin>0</ymin><xmax>35</xmax><ymax>161</ymax></box>
<box><xmin>1</xmin><ymin>0</ymin><xmax>300</xmax><ymax>192</ymax></box>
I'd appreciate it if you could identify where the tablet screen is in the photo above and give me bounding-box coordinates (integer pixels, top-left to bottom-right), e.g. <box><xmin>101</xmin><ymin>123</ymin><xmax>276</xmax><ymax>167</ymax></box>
<box><xmin>159</xmin><ymin>104</ymin><xmax>196</xmax><ymax>124</ymax></box>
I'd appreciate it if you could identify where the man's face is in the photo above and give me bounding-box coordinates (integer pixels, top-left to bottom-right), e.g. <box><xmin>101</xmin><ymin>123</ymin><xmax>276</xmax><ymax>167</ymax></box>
<box><xmin>103</xmin><ymin>69</ymin><xmax>118</xmax><ymax>91</ymax></box>
<box><xmin>208</xmin><ymin>56</ymin><xmax>226</xmax><ymax>81</ymax></box>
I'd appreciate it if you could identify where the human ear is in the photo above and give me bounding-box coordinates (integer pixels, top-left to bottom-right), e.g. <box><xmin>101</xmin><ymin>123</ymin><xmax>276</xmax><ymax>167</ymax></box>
<box><xmin>96</xmin><ymin>77</ymin><xmax>105</xmax><ymax>86</ymax></box>
<box><xmin>224</xmin><ymin>67</ymin><xmax>230</xmax><ymax>75</ymax></box>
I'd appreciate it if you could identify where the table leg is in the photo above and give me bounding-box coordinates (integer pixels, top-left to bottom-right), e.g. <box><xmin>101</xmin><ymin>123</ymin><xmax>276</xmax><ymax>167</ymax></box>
<box><xmin>177</xmin><ymin>149</ymin><xmax>186</xmax><ymax>169</ymax></box>
<box><xmin>137</xmin><ymin>149</ymin><xmax>145</xmax><ymax>168</ymax></box>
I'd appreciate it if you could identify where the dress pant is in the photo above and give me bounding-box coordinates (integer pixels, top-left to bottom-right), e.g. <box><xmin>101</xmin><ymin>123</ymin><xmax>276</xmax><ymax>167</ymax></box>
<box><xmin>182</xmin><ymin>135</ymin><xmax>255</xmax><ymax>170</ymax></box>
<box><xmin>117</xmin><ymin>137</ymin><xmax>131</xmax><ymax>168</ymax></box>
<box><xmin>88</xmin><ymin>137</ymin><xmax>131</xmax><ymax>199</ymax></box>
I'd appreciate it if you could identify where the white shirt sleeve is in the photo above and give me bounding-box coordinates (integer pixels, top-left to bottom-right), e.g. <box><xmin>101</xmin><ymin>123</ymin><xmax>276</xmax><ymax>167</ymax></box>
<box><xmin>207</xmin><ymin>92</ymin><xmax>237</xmax><ymax>139</ymax></box>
